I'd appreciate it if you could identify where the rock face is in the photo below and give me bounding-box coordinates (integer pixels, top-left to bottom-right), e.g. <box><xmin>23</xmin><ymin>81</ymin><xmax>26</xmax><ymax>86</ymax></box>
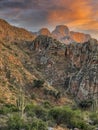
<box><xmin>32</xmin><ymin>36</ymin><xmax>98</xmax><ymax>106</ymax></box>
<box><xmin>64</xmin><ymin>39</ymin><xmax>98</xmax><ymax>104</ymax></box>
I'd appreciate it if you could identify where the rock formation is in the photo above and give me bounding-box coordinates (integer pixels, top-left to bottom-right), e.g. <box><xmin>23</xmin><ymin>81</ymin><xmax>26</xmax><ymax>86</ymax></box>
<box><xmin>64</xmin><ymin>39</ymin><xmax>98</xmax><ymax>105</ymax></box>
<box><xmin>32</xmin><ymin>35</ymin><xmax>98</xmax><ymax>107</ymax></box>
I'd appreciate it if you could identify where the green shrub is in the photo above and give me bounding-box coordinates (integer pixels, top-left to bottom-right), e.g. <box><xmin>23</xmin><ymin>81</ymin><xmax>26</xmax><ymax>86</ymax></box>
<box><xmin>33</xmin><ymin>79</ymin><xmax>44</xmax><ymax>88</ymax></box>
<box><xmin>33</xmin><ymin>106</ymin><xmax>48</xmax><ymax>121</ymax></box>
<box><xmin>0</xmin><ymin>104</ymin><xmax>18</xmax><ymax>115</ymax></box>
<box><xmin>49</xmin><ymin>106</ymin><xmax>74</xmax><ymax>125</ymax></box>
<box><xmin>7</xmin><ymin>114</ymin><xmax>25</xmax><ymax>130</ymax></box>
<box><xmin>25</xmin><ymin>104</ymin><xmax>48</xmax><ymax>120</ymax></box>
<box><xmin>42</xmin><ymin>101</ymin><xmax>52</xmax><ymax>109</ymax></box>
<box><xmin>25</xmin><ymin>104</ymin><xmax>35</xmax><ymax>117</ymax></box>
<box><xmin>90</xmin><ymin>112</ymin><xmax>98</xmax><ymax>125</ymax></box>
<box><xmin>49</xmin><ymin>106</ymin><xmax>91</xmax><ymax>130</ymax></box>
<box><xmin>70</xmin><ymin>118</ymin><xmax>89</xmax><ymax>130</ymax></box>
<box><xmin>31</xmin><ymin>119</ymin><xmax>48</xmax><ymax>130</ymax></box>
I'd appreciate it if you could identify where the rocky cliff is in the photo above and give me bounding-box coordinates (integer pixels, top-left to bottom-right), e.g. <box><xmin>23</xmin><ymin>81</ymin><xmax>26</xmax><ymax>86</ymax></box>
<box><xmin>31</xmin><ymin>36</ymin><xmax>98</xmax><ymax>106</ymax></box>
<box><xmin>64</xmin><ymin>39</ymin><xmax>98</xmax><ymax>104</ymax></box>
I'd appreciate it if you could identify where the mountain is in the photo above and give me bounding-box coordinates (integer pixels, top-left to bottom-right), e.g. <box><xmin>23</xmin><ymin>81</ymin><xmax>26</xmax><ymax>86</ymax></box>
<box><xmin>36</xmin><ymin>25</ymin><xmax>91</xmax><ymax>44</ymax></box>
<box><xmin>0</xmin><ymin>19</ymin><xmax>71</xmax><ymax>106</ymax></box>
<box><xmin>0</xmin><ymin>18</ymin><xmax>97</xmax><ymax>109</ymax></box>
<box><xmin>0</xmin><ymin>18</ymin><xmax>98</xmax><ymax>130</ymax></box>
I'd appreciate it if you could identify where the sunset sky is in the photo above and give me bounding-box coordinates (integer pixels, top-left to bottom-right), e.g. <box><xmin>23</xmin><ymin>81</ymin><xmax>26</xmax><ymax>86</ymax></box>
<box><xmin>0</xmin><ymin>0</ymin><xmax>98</xmax><ymax>39</ymax></box>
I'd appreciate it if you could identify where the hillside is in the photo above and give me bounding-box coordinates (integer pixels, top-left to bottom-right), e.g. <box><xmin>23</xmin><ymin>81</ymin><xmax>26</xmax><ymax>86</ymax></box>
<box><xmin>0</xmin><ymin>18</ymin><xmax>98</xmax><ymax>130</ymax></box>
<box><xmin>0</xmin><ymin>19</ymin><xmax>35</xmax><ymax>42</ymax></box>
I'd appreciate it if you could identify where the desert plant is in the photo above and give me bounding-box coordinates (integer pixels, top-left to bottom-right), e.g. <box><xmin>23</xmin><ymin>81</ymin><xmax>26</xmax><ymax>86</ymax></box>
<box><xmin>7</xmin><ymin>114</ymin><xmax>25</xmax><ymax>130</ymax></box>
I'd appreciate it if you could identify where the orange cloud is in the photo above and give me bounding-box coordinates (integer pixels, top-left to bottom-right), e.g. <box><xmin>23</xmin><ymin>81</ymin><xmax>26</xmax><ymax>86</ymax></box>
<box><xmin>47</xmin><ymin>0</ymin><xmax>98</xmax><ymax>38</ymax></box>
<box><xmin>48</xmin><ymin>0</ymin><xmax>92</xmax><ymax>24</ymax></box>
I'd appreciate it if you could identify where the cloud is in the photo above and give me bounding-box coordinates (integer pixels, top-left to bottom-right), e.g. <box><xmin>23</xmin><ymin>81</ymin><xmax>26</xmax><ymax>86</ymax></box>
<box><xmin>0</xmin><ymin>0</ymin><xmax>98</xmax><ymax>38</ymax></box>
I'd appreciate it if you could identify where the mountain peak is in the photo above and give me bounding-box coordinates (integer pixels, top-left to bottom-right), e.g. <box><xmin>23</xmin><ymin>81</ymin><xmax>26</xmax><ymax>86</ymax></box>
<box><xmin>52</xmin><ymin>25</ymin><xmax>70</xmax><ymax>36</ymax></box>
<box><xmin>38</xmin><ymin>28</ymin><xmax>51</xmax><ymax>36</ymax></box>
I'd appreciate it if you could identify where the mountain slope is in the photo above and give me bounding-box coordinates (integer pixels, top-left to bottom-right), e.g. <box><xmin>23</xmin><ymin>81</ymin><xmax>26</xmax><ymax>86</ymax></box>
<box><xmin>0</xmin><ymin>19</ymin><xmax>35</xmax><ymax>42</ymax></box>
<box><xmin>0</xmin><ymin>18</ymin><xmax>98</xmax><ymax>130</ymax></box>
<box><xmin>0</xmin><ymin>20</ymin><xmax>71</xmax><ymax>106</ymax></box>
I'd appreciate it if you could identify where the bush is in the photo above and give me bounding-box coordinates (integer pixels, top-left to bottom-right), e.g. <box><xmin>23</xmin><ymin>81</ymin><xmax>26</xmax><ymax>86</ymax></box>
<box><xmin>33</xmin><ymin>79</ymin><xmax>44</xmax><ymax>88</ymax></box>
<box><xmin>49</xmin><ymin>106</ymin><xmax>74</xmax><ymax>125</ymax></box>
<box><xmin>33</xmin><ymin>106</ymin><xmax>48</xmax><ymax>121</ymax></box>
<box><xmin>31</xmin><ymin>119</ymin><xmax>48</xmax><ymax>130</ymax></box>
<box><xmin>0</xmin><ymin>104</ymin><xmax>18</xmax><ymax>115</ymax></box>
<box><xmin>25</xmin><ymin>104</ymin><xmax>48</xmax><ymax>121</ymax></box>
<box><xmin>69</xmin><ymin>118</ymin><xmax>89</xmax><ymax>130</ymax></box>
<box><xmin>25</xmin><ymin>104</ymin><xmax>35</xmax><ymax>117</ymax></box>
<box><xmin>49</xmin><ymin>106</ymin><xmax>91</xmax><ymax>130</ymax></box>
<box><xmin>90</xmin><ymin>112</ymin><xmax>98</xmax><ymax>125</ymax></box>
<box><xmin>42</xmin><ymin>101</ymin><xmax>52</xmax><ymax>109</ymax></box>
<box><xmin>7</xmin><ymin>114</ymin><xmax>25</xmax><ymax>130</ymax></box>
